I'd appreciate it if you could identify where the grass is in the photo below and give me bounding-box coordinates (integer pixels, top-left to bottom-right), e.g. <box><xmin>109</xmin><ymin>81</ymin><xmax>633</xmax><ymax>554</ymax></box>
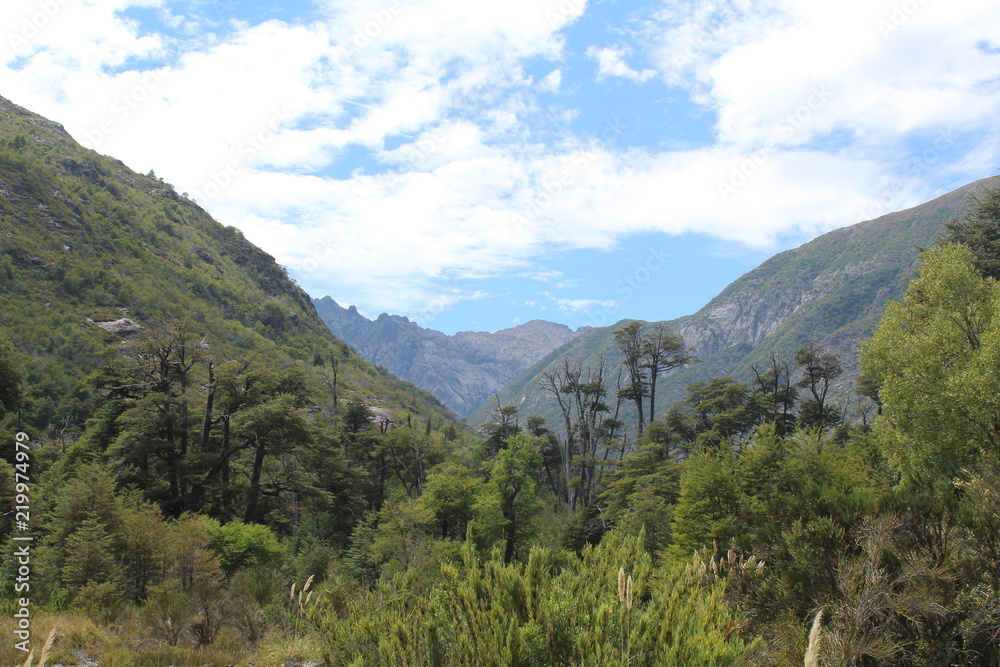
<box><xmin>0</xmin><ymin>610</ymin><xmax>326</xmax><ymax>666</ymax></box>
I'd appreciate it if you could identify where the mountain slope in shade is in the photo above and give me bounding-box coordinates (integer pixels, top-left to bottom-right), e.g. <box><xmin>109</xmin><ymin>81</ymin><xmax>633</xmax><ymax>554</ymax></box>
<box><xmin>314</xmin><ymin>296</ymin><xmax>582</xmax><ymax>417</ymax></box>
<box><xmin>468</xmin><ymin>176</ymin><xmax>1000</xmax><ymax>434</ymax></box>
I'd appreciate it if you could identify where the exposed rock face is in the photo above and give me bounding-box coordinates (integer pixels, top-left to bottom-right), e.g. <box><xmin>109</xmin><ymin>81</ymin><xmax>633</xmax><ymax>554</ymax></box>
<box><xmin>673</xmin><ymin>255</ymin><xmax>886</xmax><ymax>358</ymax></box>
<box><xmin>314</xmin><ymin>298</ymin><xmax>581</xmax><ymax>417</ymax></box>
<box><xmin>95</xmin><ymin>317</ymin><xmax>144</xmax><ymax>336</ymax></box>
<box><xmin>59</xmin><ymin>157</ymin><xmax>103</xmax><ymax>184</ymax></box>
<box><xmin>663</xmin><ymin>178</ymin><xmax>992</xmax><ymax>374</ymax></box>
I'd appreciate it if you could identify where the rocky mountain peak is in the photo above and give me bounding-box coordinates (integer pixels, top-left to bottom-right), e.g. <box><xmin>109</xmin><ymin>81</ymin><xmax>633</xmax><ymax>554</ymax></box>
<box><xmin>314</xmin><ymin>298</ymin><xmax>581</xmax><ymax>417</ymax></box>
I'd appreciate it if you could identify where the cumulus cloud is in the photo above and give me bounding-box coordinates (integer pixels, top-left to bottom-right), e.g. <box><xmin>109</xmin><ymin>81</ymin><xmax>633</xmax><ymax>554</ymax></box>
<box><xmin>644</xmin><ymin>0</ymin><xmax>1000</xmax><ymax>150</ymax></box>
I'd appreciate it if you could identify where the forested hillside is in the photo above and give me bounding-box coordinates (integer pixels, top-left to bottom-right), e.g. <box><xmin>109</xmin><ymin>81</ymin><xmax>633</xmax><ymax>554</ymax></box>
<box><xmin>1</xmin><ymin>97</ymin><xmax>1000</xmax><ymax>666</ymax></box>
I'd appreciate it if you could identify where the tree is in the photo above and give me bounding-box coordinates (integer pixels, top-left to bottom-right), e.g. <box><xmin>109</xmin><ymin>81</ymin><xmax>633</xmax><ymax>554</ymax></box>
<box><xmin>750</xmin><ymin>352</ymin><xmax>798</xmax><ymax>435</ymax></box>
<box><xmin>563</xmin><ymin>356</ymin><xmax>614</xmax><ymax>507</ymax></box>
<box><xmin>737</xmin><ymin>429</ymin><xmax>874</xmax><ymax>611</ymax></box>
<box><xmin>61</xmin><ymin>517</ymin><xmax>120</xmax><ymax>596</ymax></box>
<box><xmin>0</xmin><ymin>330</ymin><xmax>22</xmax><ymax>419</ymax></box>
<box><xmin>378</xmin><ymin>427</ymin><xmax>444</xmax><ymax>499</ymax></box>
<box><xmin>641</xmin><ymin>322</ymin><xmax>693</xmax><ymax>424</ymax></box>
<box><xmin>540</xmin><ymin>357</ymin><xmax>615</xmax><ymax>510</ymax></box>
<box><xmin>600</xmin><ymin>422</ymin><xmax>682</xmax><ymax>553</ymax></box>
<box><xmin>614</xmin><ymin>322</ymin><xmax>648</xmax><ymax>434</ymax></box>
<box><xmin>169</xmin><ymin>513</ymin><xmax>223</xmax><ymax>591</ymax></box>
<box><xmin>862</xmin><ymin>243</ymin><xmax>1000</xmax><ymax>485</ymax></box>
<box><xmin>795</xmin><ymin>343</ymin><xmax>843</xmax><ymax>429</ymax></box>
<box><xmin>669</xmin><ymin>448</ymin><xmax>744</xmax><ymax>559</ymax></box>
<box><xmin>104</xmin><ymin>324</ymin><xmax>208</xmax><ymax>515</ymax></box>
<box><xmin>939</xmin><ymin>185</ymin><xmax>1000</xmax><ymax>279</ymax></box>
<box><xmin>526</xmin><ymin>416</ymin><xmax>563</xmax><ymax>501</ymax></box>
<box><xmin>542</xmin><ymin>362</ymin><xmax>579</xmax><ymax>510</ymax></box>
<box><xmin>343</xmin><ymin>400</ymin><xmax>375</xmax><ymax>436</ymax></box>
<box><xmin>613</xmin><ymin>321</ymin><xmax>694</xmax><ymax>437</ymax></box>
<box><xmin>420</xmin><ymin>461</ymin><xmax>482</xmax><ymax>540</ymax></box>
<box><xmin>120</xmin><ymin>499</ymin><xmax>170</xmax><ymax>601</ymax></box>
<box><xmin>39</xmin><ymin>465</ymin><xmax>124</xmax><ymax>603</ymax></box>
<box><xmin>238</xmin><ymin>393</ymin><xmax>313</xmax><ymax>524</ymax></box>
<box><xmin>663</xmin><ymin>377</ymin><xmax>762</xmax><ymax>454</ymax></box>
<box><xmin>472</xmin><ymin>433</ymin><xmax>544</xmax><ymax>563</ymax></box>
<box><xmin>199</xmin><ymin>361</ymin><xmax>311</xmax><ymax>519</ymax></box>
<box><xmin>480</xmin><ymin>400</ymin><xmax>521</xmax><ymax>454</ymax></box>
<box><xmin>208</xmin><ymin>520</ymin><xmax>285</xmax><ymax>576</ymax></box>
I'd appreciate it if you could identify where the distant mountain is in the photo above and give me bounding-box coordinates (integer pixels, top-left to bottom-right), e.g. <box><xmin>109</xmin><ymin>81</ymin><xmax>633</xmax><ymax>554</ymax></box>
<box><xmin>0</xmin><ymin>94</ymin><xmax>457</xmax><ymax>437</ymax></box>
<box><xmin>314</xmin><ymin>297</ymin><xmax>582</xmax><ymax>417</ymax></box>
<box><xmin>469</xmin><ymin>176</ymin><xmax>999</xmax><ymax>433</ymax></box>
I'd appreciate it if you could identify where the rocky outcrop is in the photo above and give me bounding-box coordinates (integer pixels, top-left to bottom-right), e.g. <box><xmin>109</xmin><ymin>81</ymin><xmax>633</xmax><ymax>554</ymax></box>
<box><xmin>672</xmin><ymin>255</ymin><xmax>886</xmax><ymax>359</ymax></box>
<box><xmin>95</xmin><ymin>317</ymin><xmax>144</xmax><ymax>336</ymax></box>
<box><xmin>315</xmin><ymin>298</ymin><xmax>581</xmax><ymax>417</ymax></box>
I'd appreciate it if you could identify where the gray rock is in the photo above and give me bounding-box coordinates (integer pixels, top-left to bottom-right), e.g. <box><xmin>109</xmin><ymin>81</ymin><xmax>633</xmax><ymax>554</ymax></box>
<box><xmin>95</xmin><ymin>317</ymin><xmax>144</xmax><ymax>336</ymax></box>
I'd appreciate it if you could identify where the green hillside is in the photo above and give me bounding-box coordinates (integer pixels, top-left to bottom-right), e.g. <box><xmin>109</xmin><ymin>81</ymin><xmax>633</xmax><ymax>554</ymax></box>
<box><xmin>0</xmin><ymin>94</ymin><xmax>454</xmax><ymax>435</ymax></box>
<box><xmin>0</xmin><ymin>93</ymin><xmax>466</xmax><ymax>539</ymax></box>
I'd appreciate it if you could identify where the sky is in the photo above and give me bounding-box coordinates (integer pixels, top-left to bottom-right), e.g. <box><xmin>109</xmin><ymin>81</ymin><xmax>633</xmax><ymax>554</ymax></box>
<box><xmin>2</xmin><ymin>0</ymin><xmax>999</xmax><ymax>335</ymax></box>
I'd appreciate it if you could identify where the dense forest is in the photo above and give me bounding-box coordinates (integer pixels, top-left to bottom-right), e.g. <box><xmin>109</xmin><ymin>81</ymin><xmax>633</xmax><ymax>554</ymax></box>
<box><xmin>2</xmin><ymin>96</ymin><xmax>1000</xmax><ymax>665</ymax></box>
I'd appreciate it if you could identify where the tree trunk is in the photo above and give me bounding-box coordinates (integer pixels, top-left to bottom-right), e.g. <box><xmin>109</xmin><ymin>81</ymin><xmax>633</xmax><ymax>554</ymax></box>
<box><xmin>243</xmin><ymin>434</ymin><xmax>265</xmax><ymax>523</ymax></box>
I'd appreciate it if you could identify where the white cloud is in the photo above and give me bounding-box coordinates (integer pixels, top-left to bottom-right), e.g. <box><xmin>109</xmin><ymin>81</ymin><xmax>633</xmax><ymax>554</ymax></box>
<box><xmin>552</xmin><ymin>297</ymin><xmax>619</xmax><ymax>313</ymax></box>
<box><xmin>2</xmin><ymin>0</ymin><xmax>167</xmax><ymax>72</ymax></box>
<box><xmin>585</xmin><ymin>45</ymin><xmax>656</xmax><ymax>83</ymax></box>
<box><xmin>538</xmin><ymin>69</ymin><xmax>562</xmax><ymax>93</ymax></box>
<box><xmin>645</xmin><ymin>0</ymin><xmax>1000</xmax><ymax>150</ymax></box>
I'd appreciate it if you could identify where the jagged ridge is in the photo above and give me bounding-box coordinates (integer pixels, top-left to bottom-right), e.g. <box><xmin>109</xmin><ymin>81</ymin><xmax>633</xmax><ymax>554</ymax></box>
<box><xmin>314</xmin><ymin>297</ymin><xmax>581</xmax><ymax>417</ymax></box>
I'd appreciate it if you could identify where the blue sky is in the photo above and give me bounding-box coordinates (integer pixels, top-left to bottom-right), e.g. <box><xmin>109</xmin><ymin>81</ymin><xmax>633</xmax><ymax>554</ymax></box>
<box><xmin>2</xmin><ymin>0</ymin><xmax>999</xmax><ymax>334</ymax></box>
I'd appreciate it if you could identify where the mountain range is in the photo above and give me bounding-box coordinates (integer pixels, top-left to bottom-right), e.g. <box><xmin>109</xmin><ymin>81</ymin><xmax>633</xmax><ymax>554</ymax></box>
<box><xmin>314</xmin><ymin>298</ymin><xmax>583</xmax><ymax>417</ymax></box>
<box><xmin>308</xmin><ymin>174</ymin><xmax>995</xmax><ymax>435</ymax></box>
<box><xmin>465</xmin><ymin>177</ymin><xmax>996</xmax><ymax>432</ymax></box>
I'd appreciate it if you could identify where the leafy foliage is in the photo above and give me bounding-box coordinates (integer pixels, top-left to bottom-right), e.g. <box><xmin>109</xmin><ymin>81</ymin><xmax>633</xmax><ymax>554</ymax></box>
<box><xmin>862</xmin><ymin>243</ymin><xmax>1000</xmax><ymax>485</ymax></box>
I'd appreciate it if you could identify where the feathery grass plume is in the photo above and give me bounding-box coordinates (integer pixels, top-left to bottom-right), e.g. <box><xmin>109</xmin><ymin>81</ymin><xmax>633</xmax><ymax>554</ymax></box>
<box><xmin>297</xmin><ymin>574</ymin><xmax>316</xmax><ymax>615</ymax></box>
<box><xmin>38</xmin><ymin>627</ymin><xmax>56</xmax><ymax>667</ymax></box>
<box><xmin>618</xmin><ymin>567</ymin><xmax>626</xmax><ymax>603</ymax></box>
<box><xmin>625</xmin><ymin>575</ymin><xmax>634</xmax><ymax>611</ymax></box>
<box><xmin>804</xmin><ymin>609</ymin><xmax>823</xmax><ymax>667</ymax></box>
<box><xmin>19</xmin><ymin>627</ymin><xmax>56</xmax><ymax>667</ymax></box>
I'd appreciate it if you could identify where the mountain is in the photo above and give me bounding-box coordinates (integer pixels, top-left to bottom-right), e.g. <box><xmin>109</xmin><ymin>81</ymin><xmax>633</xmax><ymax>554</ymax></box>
<box><xmin>0</xmin><ymin>94</ymin><xmax>457</xmax><ymax>439</ymax></box>
<box><xmin>468</xmin><ymin>176</ymin><xmax>1000</xmax><ymax>433</ymax></box>
<box><xmin>314</xmin><ymin>296</ymin><xmax>582</xmax><ymax>417</ymax></box>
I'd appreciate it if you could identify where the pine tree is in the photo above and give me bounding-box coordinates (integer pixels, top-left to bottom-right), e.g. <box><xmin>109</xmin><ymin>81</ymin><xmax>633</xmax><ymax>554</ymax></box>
<box><xmin>940</xmin><ymin>185</ymin><xmax>1000</xmax><ymax>279</ymax></box>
